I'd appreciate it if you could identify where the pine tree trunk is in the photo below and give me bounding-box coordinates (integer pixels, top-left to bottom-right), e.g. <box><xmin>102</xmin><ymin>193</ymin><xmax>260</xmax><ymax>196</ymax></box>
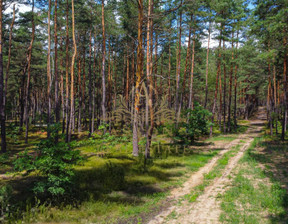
<box><xmin>204</xmin><ymin>22</ymin><xmax>211</xmax><ymax>109</ymax></box>
<box><xmin>54</xmin><ymin>0</ymin><xmax>60</xmax><ymax>143</ymax></box>
<box><xmin>4</xmin><ymin>4</ymin><xmax>15</xmax><ymax>107</ymax></box>
<box><xmin>68</xmin><ymin>0</ymin><xmax>77</xmax><ymax>142</ymax></box>
<box><xmin>233</xmin><ymin>30</ymin><xmax>239</xmax><ymax>129</ymax></box>
<box><xmin>210</xmin><ymin>27</ymin><xmax>222</xmax><ymax>137</ymax></box>
<box><xmin>223</xmin><ymin>40</ymin><xmax>227</xmax><ymax>133</ymax></box>
<box><xmin>228</xmin><ymin>32</ymin><xmax>234</xmax><ymax>132</ymax></box>
<box><xmin>0</xmin><ymin>0</ymin><xmax>6</xmax><ymax>153</ymax></box>
<box><xmin>146</xmin><ymin>0</ymin><xmax>154</xmax><ymax>159</ymax></box>
<box><xmin>132</xmin><ymin>0</ymin><xmax>144</xmax><ymax>156</ymax></box>
<box><xmin>101</xmin><ymin>0</ymin><xmax>107</xmax><ymax>129</ymax></box>
<box><xmin>282</xmin><ymin>33</ymin><xmax>287</xmax><ymax>140</ymax></box>
<box><xmin>188</xmin><ymin>32</ymin><xmax>196</xmax><ymax>110</ymax></box>
<box><xmin>65</xmin><ymin>0</ymin><xmax>70</xmax><ymax>142</ymax></box>
<box><xmin>178</xmin><ymin>23</ymin><xmax>192</xmax><ymax>120</ymax></box>
<box><xmin>24</xmin><ymin>0</ymin><xmax>35</xmax><ymax>143</ymax></box>
<box><xmin>47</xmin><ymin>0</ymin><xmax>52</xmax><ymax>139</ymax></box>
<box><xmin>175</xmin><ymin>11</ymin><xmax>182</xmax><ymax>116</ymax></box>
<box><xmin>88</xmin><ymin>30</ymin><xmax>93</xmax><ymax>136</ymax></box>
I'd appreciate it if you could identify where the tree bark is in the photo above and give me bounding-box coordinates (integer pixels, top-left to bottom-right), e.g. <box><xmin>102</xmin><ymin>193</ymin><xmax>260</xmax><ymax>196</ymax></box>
<box><xmin>101</xmin><ymin>0</ymin><xmax>107</xmax><ymax>129</ymax></box>
<box><xmin>4</xmin><ymin>4</ymin><xmax>15</xmax><ymax>107</ymax></box>
<box><xmin>0</xmin><ymin>0</ymin><xmax>6</xmax><ymax>152</ymax></box>
<box><xmin>65</xmin><ymin>0</ymin><xmax>70</xmax><ymax>142</ymax></box>
<box><xmin>24</xmin><ymin>0</ymin><xmax>35</xmax><ymax>143</ymax></box>
<box><xmin>210</xmin><ymin>27</ymin><xmax>222</xmax><ymax>137</ymax></box>
<box><xmin>204</xmin><ymin>22</ymin><xmax>211</xmax><ymax>109</ymax></box>
<box><xmin>54</xmin><ymin>0</ymin><xmax>60</xmax><ymax>143</ymax></box>
<box><xmin>88</xmin><ymin>30</ymin><xmax>93</xmax><ymax>136</ymax></box>
<box><xmin>188</xmin><ymin>31</ymin><xmax>196</xmax><ymax>110</ymax></box>
<box><xmin>68</xmin><ymin>0</ymin><xmax>77</xmax><ymax>142</ymax></box>
<box><xmin>175</xmin><ymin>10</ymin><xmax>182</xmax><ymax>116</ymax></box>
<box><xmin>223</xmin><ymin>40</ymin><xmax>227</xmax><ymax>133</ymax></box>
<box><xmin>132</xmin><ymin>0</ymin><xmax>144</xmax><ymax>156</ymax></box>
<box><xmin>146</xmin><ymin>0</ymin><xmax>154</xmax><ymax>159</ymax></box>
<box><xmin>47</xmin><ymin>0</ymin><xmax>52</xmax><ymax>139</ymax></box>
<box><xmin>228</xmin><ymin>31</ymin><xmax>234</xmax><ymax>132</ymax></box>
<box><xmin>282</xmin><ymin>33</ymin><xmax>287</xmax><ymax>140</ymax></box>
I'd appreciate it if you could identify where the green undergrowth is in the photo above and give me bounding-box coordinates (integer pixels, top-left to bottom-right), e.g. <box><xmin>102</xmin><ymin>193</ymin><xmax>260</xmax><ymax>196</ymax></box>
<box><xmin>220</xmin><ymin>137</ymin><xmax>288</xmax><ymax>224</ymax></box>
<box><xmin>184</xmin><ymin>144</ymin><xmax>242</xmax><ymax>203</ymax></box>
<box><xmin>4</xmin><ymin>136</ymin><xmax>221</xmax><ymax>223</ymax></box>
<box><xmin>1</xmin><ymin>122</ymin><xmax>248</xmax><ymax>223</ymax></box>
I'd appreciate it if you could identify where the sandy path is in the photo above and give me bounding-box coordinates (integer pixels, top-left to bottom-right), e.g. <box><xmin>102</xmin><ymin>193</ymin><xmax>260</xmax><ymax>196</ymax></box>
<box><xmin>148</xmin><ymin>116</ymin><xmax>265</xmax><ymax>224</ymax></box>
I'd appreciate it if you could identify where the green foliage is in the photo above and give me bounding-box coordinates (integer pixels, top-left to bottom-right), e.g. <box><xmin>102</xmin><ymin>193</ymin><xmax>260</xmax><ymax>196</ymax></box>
<box><xmin>176</xmin><ymin>103</ymin><xmax>212</xmax><ymax>143</ymax></box>
<box><xmin>0</xmin><ymin>185</ymin><xmax>12</xmax><ymax>222</ymax></box>
<box><xmin>13</xmin><ymin>137</ymin><xmax>83</xmax><ymax>199</ymax></box>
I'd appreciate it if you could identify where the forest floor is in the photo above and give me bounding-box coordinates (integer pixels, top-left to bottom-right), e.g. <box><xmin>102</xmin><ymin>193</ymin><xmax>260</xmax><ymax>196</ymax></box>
<box><xmin>147</xmin><ymin>107</ymin><xmax>288</xmax><ymax>224</ymax></box>
<box><xmin>1</xmin><ymin>108</ymin><xmax>288</xmax><ymax>223</ymax></box>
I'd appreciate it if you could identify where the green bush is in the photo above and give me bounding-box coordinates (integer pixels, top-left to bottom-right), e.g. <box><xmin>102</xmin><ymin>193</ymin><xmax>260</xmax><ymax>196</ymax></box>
<box><xmin>177</xmin><ymin>103</ymin><xmax>212</xmax><ymax>143</ymax></box>
<box><xmin>13</xmin><ymin>136</ymin><xmax>83</xmax><ymax>199</ymax></box>
<box><xmin>0</xmin><ymin>185</ymin><xmax>12</xmax><ymax>222</ymax></box>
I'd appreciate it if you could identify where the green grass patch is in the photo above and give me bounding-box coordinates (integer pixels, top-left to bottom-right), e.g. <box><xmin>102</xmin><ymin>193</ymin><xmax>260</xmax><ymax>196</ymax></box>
<box><xmin>220</xmin><ymin>137</ymin><xmax>288</xmax><ymax>224</ymax></box>
<box><xmin>184</xmin><ymin>144</ymin><xmax>241</xmax><ymax>203</ymax></box>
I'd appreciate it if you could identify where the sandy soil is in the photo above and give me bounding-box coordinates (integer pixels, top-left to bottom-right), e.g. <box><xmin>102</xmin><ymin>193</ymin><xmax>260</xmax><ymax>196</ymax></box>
<box><xmin>148</xmin><ymin>108</ymin><xmax>266</xmax><ymax>224</ymax></box>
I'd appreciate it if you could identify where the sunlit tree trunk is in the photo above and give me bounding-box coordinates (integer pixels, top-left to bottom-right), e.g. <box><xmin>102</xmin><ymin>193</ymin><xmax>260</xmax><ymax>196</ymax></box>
<box><xmin>175</xmin><ymin>10</ymin><xmax>182</xmax><ymax>116</ymax></box>
<box><xmin>188</xmin><ymin>31</ymin><xmax>196</xmax><ymax>110</ymax></box>
<box><xmin>101</xmin><ymin>0</ymin><xmax>107</xmax><ymax>129</ymax></box>
<box><xmin>132</xmin><ymin>0</ymin><xmax>144</xmax><ymax>156</ymax></box>
<box><xmin>228</xmin><ymin>31</ymin><xmax>234</xmax><ymax>132</ymax></box>
<box><xmin>88</xmin><ymin>30</ymin><xmax>93</xmax><ymax>136</ymax></box>
<box><xmin>146</xmin><ymin>0</ymin><xmax>154</xmax><ymax>159</ymax></box>
<box><xmin>210</xmin><ymin>27</ymin><xmax>222</xmax><ymax>137</ymax></box>
<box><xmin>68</xmin><ymin>0</ymin><xmax>77</xmax><ymax>142</ymax></box>
<box><xmin>223</xmin><ymin>40</ymin><xmax>227</xmax><ymax>133</ymax></box>
<box><xmin>65</xmin><ymin>0</ymin><xmax>70</xmax><ymax>142</ymax></box>
<box><xmin>54</xmin><ymin>0</ymin><xmax>60</xmax><ymax>143</ymax></box>
<box><xmin>282</xmin><ymin>33</ymin><xmax>287</xmax><ymax>140</ymax></box>
<box><xmin>233</xmin><ymin>30</ymin><xmax>239</xmax><ymax>129</ymax></box>
<box><xmin>178</xmin><ymin>22</ymin><xmax>192</xmax><ymax>120</ymax></box>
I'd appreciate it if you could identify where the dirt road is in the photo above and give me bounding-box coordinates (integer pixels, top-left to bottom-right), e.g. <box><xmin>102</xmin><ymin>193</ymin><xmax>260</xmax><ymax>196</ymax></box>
<box><xmin>148</xmin><ymin>109</ymin><xmax>266</xmax><ymax>224</ymax></box>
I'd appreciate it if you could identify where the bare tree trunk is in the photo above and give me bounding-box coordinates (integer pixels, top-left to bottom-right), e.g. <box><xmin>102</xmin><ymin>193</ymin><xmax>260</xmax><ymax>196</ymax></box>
<box><xmin>54</xmin><ymin>0</ymin><xmax>60</xmax><ymax>143</ymax></box>
<box><xmin>175</xmin><ymin>10</ymin><xmax>182</xmax><ymax>115</ymax></box>
<box><xmin>228</xmin><ymin>32</ymin><xmax>234</xmax><ymax>132</ymax></box>
<box><xmin>168</xmin><ymin>41</ymin><xmax>172</xmax><ymax>108</ymax></box>
<box><xmin>204</xmin><ymin>22</ymin><xmax>211</xmax><ymax>109</ymax></box>
<box><xmin>282</xmin><ymin>33</ymin><xmax>287</xmax><ymax>140</ymax></box>
<box><xmin>68</xmin><ymin>0</ymin><xmax>77</xmax><ymax>142</ymax></box>
<box><xmin>188</xmin><ymin>31</ymin><xmax>196</xmax><ymax>110</ymax></box>
<box><xmin>4</xmin><ymin>4</ymin><xmax>15</xmax><ymax>107</ymax></box>
<box><xmin>65</xmin><ymin>0</ymin><xmax>70</xmax><ymax>142</ymax></box>
<box><xmin>88</xmin><ymin>30</ymin><xmax>93</xmax><ymax>136</ymax></box>
<box><xmin>0</xmin><ymin>0</ymin><xmax>6</xmax><ymax>152</ymax></box>
<box><xmin>223</xmin><ymin>40</ymin><xmax>227</xmax><ymax>133</ymax></box>
<box><xmin>178</xmin><ymin>22</ymin><xmax>192</xmax><ymax>120</ymax></box>
<box><xmin>233</xmin><ymin>30</ymin><xmax>239</xmax><ymax>129</ymax></box>
<box><xmin>101</xmin><ymin>0</ymin><xmax>107</xmax><ymax>129</ymax></box>
<box><xmin>77</xmin><ymin>56</ymin><xmax>82</xmax><ymax>133</ymax></box>
<box><xmin>125</xmin><ymin>47</ymin><xmax>130</xmax><ymax>104</ymax></box>
<box><xmin>132</xmin><ymin>0</ymin><xmax>144</xmax><ymax>156</ymax></box>
<box><xmin>146</xmin><ymin>0</ymin><xmax>154</xmax><ymax>159</ymax></box>
<box><xmin>210</xmin><ymin>28</ymin><xmax>222</xmax><ymax>137</ymax></box>
<box><xmin>24</xmin><ymin>0</ymin><xmax>35</xmax><ymax>143</ymax></box>
<box><xmin>47</xmin><ymin>0</ymin><xmax>52</xmax><ymax>139</ymax></box>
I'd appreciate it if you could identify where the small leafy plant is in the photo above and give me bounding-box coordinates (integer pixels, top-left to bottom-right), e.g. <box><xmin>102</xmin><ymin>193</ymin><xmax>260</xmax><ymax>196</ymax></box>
<box><xmin>176</xmin><ymin>103</ymin><xmax>212</xmax><ymax>143</ymax></box>
<box><xmin>13</xmin><ymin>128</ymin><xmax>83</xmax><ymax>199</ymax></box>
